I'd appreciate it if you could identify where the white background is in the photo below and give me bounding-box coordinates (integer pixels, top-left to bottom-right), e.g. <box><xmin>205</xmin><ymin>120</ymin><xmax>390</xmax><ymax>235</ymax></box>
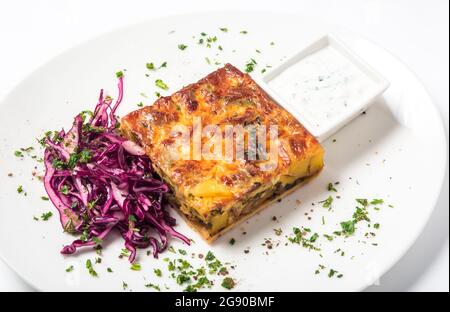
<box><xmin>0</xmin><ymin>0</ymin><xmax>448</xmax><ymax>292</ymax></box>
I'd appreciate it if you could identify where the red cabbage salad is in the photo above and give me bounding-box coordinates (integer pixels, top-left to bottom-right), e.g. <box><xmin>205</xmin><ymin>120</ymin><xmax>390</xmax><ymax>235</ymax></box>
<box><xmin>42</xmin><ymin>74</ymin><xmax>189</xmax><ymax>262</ymax></box>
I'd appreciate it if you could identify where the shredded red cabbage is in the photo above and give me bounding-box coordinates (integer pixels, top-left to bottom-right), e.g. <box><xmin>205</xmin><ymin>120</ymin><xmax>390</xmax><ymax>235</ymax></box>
<box><xmin>43</xmin><ymin>76</ymin><xmax>189</xmax><ymax>262</ymax></box>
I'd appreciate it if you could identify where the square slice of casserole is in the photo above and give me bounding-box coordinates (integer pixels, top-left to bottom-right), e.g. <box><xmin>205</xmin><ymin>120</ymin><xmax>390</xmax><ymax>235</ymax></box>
<box><xmin>121</xmin><ymin>64</ymin><xmax>324</xmax><ymax>242</ymax></box>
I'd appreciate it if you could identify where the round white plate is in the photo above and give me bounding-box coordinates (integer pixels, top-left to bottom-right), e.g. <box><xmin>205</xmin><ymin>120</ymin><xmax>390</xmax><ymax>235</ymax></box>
<box><xmin>0</xmin><ymin>11</ymin><xmax>446</xmax><ymax>292</ymax></box>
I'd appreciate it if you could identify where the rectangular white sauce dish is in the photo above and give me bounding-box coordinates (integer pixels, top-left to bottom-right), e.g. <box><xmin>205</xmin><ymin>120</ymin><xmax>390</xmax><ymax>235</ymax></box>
<box><xmin>255</xmin><ymin>34</ymin><xmax>390</xmax><ymax>142</ymax></box>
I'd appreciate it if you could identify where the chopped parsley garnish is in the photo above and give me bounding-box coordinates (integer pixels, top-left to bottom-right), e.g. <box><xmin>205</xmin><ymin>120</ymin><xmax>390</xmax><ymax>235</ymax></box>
<box><xmin>320</xmin><ymin>196</ymin><xmax>334</xmax><ymax>209</ymax></box>
<box><xmin>240</xmin><ymin>30</ymin><xmax>248</xmax><ymax>34</ymax></box>
<box><xmin>94</xmin><ymin>244</ymin><xmax>102</xmax><ymax>255</ymax></box>
<box><xmin>229</xmin><ymin>238</ymin><xmax>236</xmax><ymax>245</ymax></box>
<box><xmin>79</xmin><ymin>110</ymin><xmax>94</xmax><ymax>122</ymax></box>
<box><xmin>356</xmin><ymin>198</ymin><xmax>369</xmax><ymax>207</ymax></box>
<box><xmin>59</xmin><ymin>185</ymin><xmax>69</xmax><ymax>195</ymax></box>
<box><xmin>116</xmin><ymin>71</ymin><xmax>124</xmax><ymax>78</ymax></box>
<box><xmin>159</xmin><ymin>61</ymin><xmax>167</xmax><ymax>68</ymax></box>
<box><xmin>207</xmin><ymin>259</ymin><xmax>222</xmax><ymax>274</ymax></box>
<box><xmin>52</xmin><ymin>150</ymin><xmax>91</xmax><ymax>170</ymax></box>
<box><xmin>205</xmin><ymin>251</ymin><xmax>215</xmax><ymax>261</ymax></box>
<box><xmin>92</xmin><ymin>236</ymin><xmax>103</xmax><ymax>245</ymax></box>
<box><xmin>65</xmin><ymin>265</ymin><xmax>74</xmax><ymax>272</ymax></box>
<box><xmin>221</xmin><ymin>277</ymin><xmax>236</xmax><ymax>290</ymax></box>
<box><xmin>146</xmin><ymin>63</ymin><xmax>155</xmax><ymax>70</ymax></box>
<box><xmin>145</xmin><ymin>283</ymin><xmax>161</xmax><ymax>291</ymax></box>
<box><xmin>80</xmin><ymin>229</ymin><xmax>89</xmax><ymax>242</ymax></box>
<box><xmin>327</xmin><ymin>183</ymin><xmax>337</xmax><ymax>192</ymax></box>
<box><xmin>86</xmin><ymin>259</ymin><xmax>98</xmax><ymax>277</ymax></box>
<box><xmin>178</xmin><ymin>249</ymin><xmax>187</xmax><ymax>255</ymax></box>
<box><xmin>154</xmin><ymin>268</ymin><xmax>162</xmax><ymax>277</ymax></box>
<box><xmin>340</xmin><ymin>220</ymin><xmax>356</xmax><ymax>236</ymax></box>
<box><xmin>20</xmin><ymin>146</ymin><xmax>34</xmax><ymax>152</ymax></box>
<box><xmin>168</xmin><ymin>246</ymin><xmax>176</xmax><ymax>253</ymax></box>
<box><xmin>315</xmin><ymin>264</ymin><xmax>326</xmax><ymax>275</ymax></box>
<box><xmin>334</xmin><ymin>197</ymin><xmax>385</xmax><ymax>236</ymax></box>
<box><xmin>206</xmin><ymin>36</ymin><xmax>217</xmax><ymax>48</ymax></box>
<box><xmin>155</xmin><ymin>79</ymin><xmax>169</xmax><ymax>90</ymax></box>
<box><xmin>17</xmin><ymin>185</ymin><xmax>24</xmax><ymax>194</ymax></box>
<box><xmin>244</xmin><ymin>59</ymin><xmax>257</xmax><ymax>73</ymax></box>
<box><xmin>177</xmin><ymin>259</ymin><xmax>192</xmax><ymax>271</ymax></box>
<box><xmin>87</xmin><ymin>199</ymin><xmax>98</xmax><ymax>209</ymax></box>
<box><xmin>353</xmin><ymin>207</ymin><xmax>370</xmax><ymax>222</ymax></box>
<box><xmin>78</xmin><ymin>149</ymin><xmax>92</xmax><ymax>163</ymax></box>
<box><xmin>94</xmin><ymin>246</ymin><xmax>102</xmax><ymax>255</ymax></box>
<box><xmin>122</xmin><ymin>281</ymin><xmax>128</xmax><ymax>290</ymax></box>
<box><xmin>328</xmin><ymin>269</ymin><xmax>338</xmax><ymax>278</ymax></box>
<box><xmin>38</xmin><ymin>130</ymin><xmax>62</xmax><ymax>147</ymax></box>
<box><xmin>66</xmin><ymin>153</ymin><xmax>79</xmax><ymax>169</ymax></box>
<box><xmin>130</xmin><ymin>263</ymin><xmax>141</xmax><ymax>271</ymax></box>
<box><xmin>219</xmin><ymin>27</ymin><xmax>228</xmax><ymax>32</ymax></box>
<box><xmin>162</xmin><ymin>251</ymin><xmax>234</xmax><ymax>291</ymax></box>
<box><xmin>370</xmin><ymin>199</ymin><xmax>384</xmax><ymax>205</ymax></box>
<box><xmin>137</xmin><ymin>102</ymin><xmax>144</xmax><ymax>107</ymax></box>
<box><xmin>288</xmin><ymin>227</ymin><xmax>320</xmax><ymax>251</ymax></box>
<box><xmin>309</xmin><ymin>233</ymin><xmax>319</xmax><ymax>243</ymax></box>
<box><xmin>273</xmin><ymin>228</ymin><xmax>283</xmax><ymax>236</ymax></box>
<box><xmin>176</xmin><ymin>273</ymin><xmax>191</xmax><ymax>285</ymax></box>
<box><xmin>120</xmin><ymin>248</ymin><xmax>130</xmax><ymax>258</ymax></box>
<box><xmin>14</xmin><ymin>150</ymin><xmax>24</xmax><ymax>157</ymax></box>
<box><xmin>41</xmin><ymin>211</ymin><xmax>53</xmax><ymax>221</ymax></box>
<box><xmin>184</xmin><ymin>285</ymin><xmax>197</xmax><ymax>292</ymax></box>
<box><xmin>107</xmin><ymin>267</ymin><xmax>113</xmax><ymax>273</ymax></box>
<box><xmin>178</xmin><ymin>44</ymin><xmax>188</xmax><ymax>50</ymax></box>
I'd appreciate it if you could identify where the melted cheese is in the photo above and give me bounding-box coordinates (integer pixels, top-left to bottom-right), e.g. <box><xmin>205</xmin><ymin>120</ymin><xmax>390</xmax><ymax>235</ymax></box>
<box><xmin>120</xmin><ymin>64</ymin><xmax>324</xmax><ymax>239</ymax></box>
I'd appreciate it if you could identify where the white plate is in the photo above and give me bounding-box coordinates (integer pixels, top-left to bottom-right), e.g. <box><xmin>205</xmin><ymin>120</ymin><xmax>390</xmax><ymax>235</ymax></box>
<box><xmin>0</xmin><ymin>11</ymin><xmax>446</xmax><ymax>292</ymax></box>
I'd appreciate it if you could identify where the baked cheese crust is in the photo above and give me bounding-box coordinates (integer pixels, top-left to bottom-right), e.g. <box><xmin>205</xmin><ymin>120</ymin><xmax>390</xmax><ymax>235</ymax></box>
<box><xmin>121</xmin><ymin>64</ymin><xmax>324</xmax><ymax>241</ymax></box>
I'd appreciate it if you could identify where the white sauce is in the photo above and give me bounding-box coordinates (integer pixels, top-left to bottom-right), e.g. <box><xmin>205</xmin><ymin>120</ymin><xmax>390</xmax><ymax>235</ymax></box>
<box><xmin>268</xmin><ymin>46</ymin><xmax>377</xmax><ymax>128</ymax></box>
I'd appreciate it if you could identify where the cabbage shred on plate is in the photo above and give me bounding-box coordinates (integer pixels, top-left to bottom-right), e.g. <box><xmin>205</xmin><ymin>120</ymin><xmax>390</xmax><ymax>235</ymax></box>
<box><xmin>42</xmin><ymin>74</ymin><xmax>189</xmax><ymax>262</ymax></box>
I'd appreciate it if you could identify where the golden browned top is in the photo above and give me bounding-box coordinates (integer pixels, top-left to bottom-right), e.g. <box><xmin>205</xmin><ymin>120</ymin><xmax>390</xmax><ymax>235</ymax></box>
<box><xmin>121</xmin><ymin>64</ymin><xmax>323</xmax><ymax>218</ymax></box>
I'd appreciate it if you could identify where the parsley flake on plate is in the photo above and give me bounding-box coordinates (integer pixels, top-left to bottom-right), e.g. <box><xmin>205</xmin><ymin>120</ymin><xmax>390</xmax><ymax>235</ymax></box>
<box><xmin>244</xmin><ymin>59</ymin><xmax>257</xmax><ymax>73</ymax></box>
<box><xmin>155</xmin><ymin>79</ymin><xmax>169</xmax><ymax>90</ymax></box>
<box><xmin>41</xmin><ymin>211</ymin><xmax>53</xmax><ymax>221</ymax></box>
<box><xmin>65</xmin><ymin>265</ymin><xmax>74</xmax><ymax>272</ymax></box>
<box><xmin>221</xmin><ymin>277</ymin><xmax>236</xmax><ymax>290</ymax></box>
<box><xmin>130</xmin><ymin>263</ymin><xmax>141</xmax><ymax>271</ymax></box>
<box><xmin>86</xmin><ymin>259</ymin><xmax>98</xmax><ymax>277</ymax></box>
